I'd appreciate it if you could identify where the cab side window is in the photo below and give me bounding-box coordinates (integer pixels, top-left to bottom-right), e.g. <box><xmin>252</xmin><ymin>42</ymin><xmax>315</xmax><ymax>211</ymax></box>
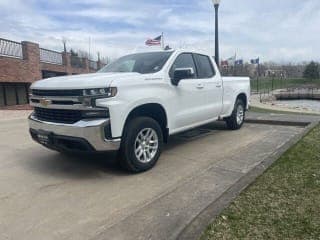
<box><xmin>193</xmin><ymin>54</ymin><xmax>215</xmax><ymax>78</ymax></box>
<box><xmin>170</xmin><ymin>53</ymin><xmax>197</xmax><ymax>79</ymax></box>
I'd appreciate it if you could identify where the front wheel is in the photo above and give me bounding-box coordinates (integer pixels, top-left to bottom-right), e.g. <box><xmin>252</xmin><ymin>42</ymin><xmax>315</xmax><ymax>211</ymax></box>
<box><xmin>118</xmin><ymin>117</ymin><xmax>163</xmax><ymax>173</ymax></box>
<box><xmin>225</xmin><ymin>99</ymin><xmax>245</xmax><ymax>130</ymax></box>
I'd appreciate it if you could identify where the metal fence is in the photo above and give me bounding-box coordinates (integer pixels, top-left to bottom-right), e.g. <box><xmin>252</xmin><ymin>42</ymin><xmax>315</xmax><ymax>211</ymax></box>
<box><xmin>250</xmin><ymin>76</ymin><xmax>320</xmax><ymax>103</ymax></box>
<box><xmin>89</xmin><ymin>60</ymin><xmax>98</xmax><ymax>70</ymax></box>
<box><xmin>71</xmin><ymin>56</ymin><xmax>84</xmax><ymax>68</ymax></box>
<box><xmin>1</xmin><ymin>37</ymin><xmax>100</xmax><ymax>70</ymax></box>
<box><xmin>0</xmin><ymin>38</ymin><xmax>23</xmax><ymax>58</ymax></box>
<box><xmin>40</xmin><ymin>48</ymin><xmax>63</xmax><ymax>65</ymax></box>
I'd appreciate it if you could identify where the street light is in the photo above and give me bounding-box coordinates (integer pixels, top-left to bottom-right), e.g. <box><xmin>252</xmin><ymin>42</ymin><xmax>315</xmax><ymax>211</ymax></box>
<box><xmin>212</xmin><ymin>0</ymin><xmax>221</xmax><ymax>68</ymax></box>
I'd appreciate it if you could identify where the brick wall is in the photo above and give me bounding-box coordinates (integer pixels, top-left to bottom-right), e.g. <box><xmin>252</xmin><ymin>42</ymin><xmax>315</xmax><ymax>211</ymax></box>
<box><xmin>0</xmin><ymin>38</ymin><xmax>104</xmax><ymax>109</ymax></box>
<box><xmin>0</xmin><ymin>42</ymin><xmax>42</xmax><ymax>83</ymax></box>
<box><xmin>0</xmin><ymin>39</ymin><xmax>102</xmax><ymax>84</ymax></box>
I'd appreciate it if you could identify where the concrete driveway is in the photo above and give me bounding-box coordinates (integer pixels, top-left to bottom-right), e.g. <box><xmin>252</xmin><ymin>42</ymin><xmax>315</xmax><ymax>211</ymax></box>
<box><xmin>0</xmin><ymin>113</ymin><xmax>314</xmax><ymax>240</ymax></box>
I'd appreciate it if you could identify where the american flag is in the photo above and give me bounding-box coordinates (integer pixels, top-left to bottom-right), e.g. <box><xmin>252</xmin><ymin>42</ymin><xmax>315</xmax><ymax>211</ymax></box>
<box><xmin>145</xmin><ymin>35</ymin><xmax>162</xmax><ymax>46</ymax></box>
<box><xmin>250</xmin><ymin>58</ymin><xmax>260</xmax><ymax>64</ymax></box>
<box><xmin>235</xmin><ymin>59</ymin><xmax>243</xmax><ymax>65</ymax></box>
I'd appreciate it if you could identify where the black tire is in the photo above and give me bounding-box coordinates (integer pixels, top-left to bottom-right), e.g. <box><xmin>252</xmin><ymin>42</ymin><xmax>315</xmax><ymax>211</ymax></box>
<box><xmin>118</xmin><ymin>117</ymin><xmax>163</xmax><ymax>173</ymax></box>
<box><xmin>225</xmin><ymin>99</ymin><xmax>245</xmax><ymax>130</ymax></box>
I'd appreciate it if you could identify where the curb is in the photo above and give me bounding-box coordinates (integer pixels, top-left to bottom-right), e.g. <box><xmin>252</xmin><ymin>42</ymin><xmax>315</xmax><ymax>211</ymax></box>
<box><xmin>245</xmin><ymin>118</ymin><xmax>310</xmax><ymax>127</ymax></box>
<box><xmin>249</xmin><ymin>104</ymin><xmax>320</xmax><ymax>116</ymax></box>
<box><xmin>177</xmin><ymin>120</ymin><xmax>319</xmax><ymax>240</ymax></box>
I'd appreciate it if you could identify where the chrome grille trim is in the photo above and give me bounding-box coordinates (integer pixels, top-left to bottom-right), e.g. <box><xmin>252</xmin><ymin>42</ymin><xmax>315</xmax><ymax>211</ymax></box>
<box><xmin>29</xmin><ymin>96</ymin><xmax>93</xmax><ymax>110</ymax></box>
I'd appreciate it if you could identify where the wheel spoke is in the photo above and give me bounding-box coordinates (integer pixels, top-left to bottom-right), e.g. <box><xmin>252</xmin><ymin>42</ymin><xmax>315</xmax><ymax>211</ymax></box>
<box><xmin>135</xmin><ymin>146</ymin><xmax>143</xmax><ymax>157</ymax></box>
<box><xmin>145</xmin><ymin>150</ymin><xmax>151</xmax><ymax>159</ymax></box>
<box><xmin>142</xmin><ymin>151</ymin><xmax>147</xmax><ymax>161</ymax></box>
<box><xmin>146</xmin><ymin>129</ymin><xmax>153</xmax><ymax>140</ymax></box>
<box><xmin>236</xmin><ymin>105</ymin><xmax>244</xmax><ymax>125</ymax></box>
<box><xmin>149</xmin><ymin>140</ymin><xmax>158</xmax><ymax>145</ymax></box>
<box><xmin>148</xmin><ymin>145</ymin><xmax>158</xmax><ymax>150</ymax></box>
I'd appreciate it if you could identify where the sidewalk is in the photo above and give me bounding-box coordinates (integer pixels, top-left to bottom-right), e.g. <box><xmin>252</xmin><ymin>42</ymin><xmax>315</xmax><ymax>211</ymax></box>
<box><xmin>0</xmin><ymin>110</ymin><xmax>32</xmax><ymax>121</ymax></box>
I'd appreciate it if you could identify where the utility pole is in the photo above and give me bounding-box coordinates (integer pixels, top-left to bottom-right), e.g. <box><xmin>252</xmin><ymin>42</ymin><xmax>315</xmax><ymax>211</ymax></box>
<box><xmin>212</xmin><ymin>0</ymin><xmax>221</xmax><ymax>68</ymax></box>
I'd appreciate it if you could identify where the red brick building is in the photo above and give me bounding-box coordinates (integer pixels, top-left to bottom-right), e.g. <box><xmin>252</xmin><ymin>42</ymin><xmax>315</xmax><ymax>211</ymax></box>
<box><xmin>0</xmin><ymin>38</ymin><xmax>104</xmax><ymax>108</ymax></box>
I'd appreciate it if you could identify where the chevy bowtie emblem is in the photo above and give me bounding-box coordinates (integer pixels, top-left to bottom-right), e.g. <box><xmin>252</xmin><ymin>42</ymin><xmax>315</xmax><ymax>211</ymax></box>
<box><xmin>40</xmin><ymin>98</ymin><xmax>52</xmax><ymax>107</ymax></box>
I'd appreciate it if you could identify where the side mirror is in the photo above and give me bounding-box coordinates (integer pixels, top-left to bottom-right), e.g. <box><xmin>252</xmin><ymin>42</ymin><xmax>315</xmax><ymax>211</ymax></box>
<box><xmin>172</xmin><ymin>68</ymin><xmax>194</xmax><ymax>86</ymax></box>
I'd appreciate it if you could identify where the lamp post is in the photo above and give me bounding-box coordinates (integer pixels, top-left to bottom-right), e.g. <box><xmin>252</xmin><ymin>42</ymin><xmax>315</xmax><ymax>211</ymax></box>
<box><xmin>212</xmin><ymin>0</ymin><xmax>221</xmax><ymax>68</ymax></box>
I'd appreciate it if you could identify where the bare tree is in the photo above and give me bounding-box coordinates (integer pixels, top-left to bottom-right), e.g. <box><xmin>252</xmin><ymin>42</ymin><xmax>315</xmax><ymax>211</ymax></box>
<box><xmin>62</xmin><ymin>37</ymin><xmax>67</xmax><ymax>53</ymax></box>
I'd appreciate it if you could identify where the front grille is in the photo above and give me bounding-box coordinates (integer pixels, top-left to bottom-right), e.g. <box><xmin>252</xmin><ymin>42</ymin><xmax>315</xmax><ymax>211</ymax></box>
<box><xmin>34</xmin><ymin>107</ymin><xmax>82</xmax><ymax>124</ymax></box>
<box><xmin>32</xmin><ymin>89</ymin><xmax>83</xmax><ymax>97</ymax></box>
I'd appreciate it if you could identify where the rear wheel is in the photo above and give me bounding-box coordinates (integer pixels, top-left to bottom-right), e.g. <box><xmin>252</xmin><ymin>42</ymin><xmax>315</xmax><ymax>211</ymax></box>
<box><xmin>225</xmin><ymin>99</ymin><xmax>245</xmax><ymax>130</ymax></box>
<box><xmin>118</xmin><ymin>117</ymin><xmax>163</xmax><ymax>173</ymax></box>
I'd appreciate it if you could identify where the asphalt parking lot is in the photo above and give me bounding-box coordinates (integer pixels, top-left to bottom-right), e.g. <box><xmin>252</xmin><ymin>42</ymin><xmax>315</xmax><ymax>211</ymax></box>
<box><xmin>0</xmin><ymin>113</ymin><xmax>317</xmax><ymax>240</ymax></box>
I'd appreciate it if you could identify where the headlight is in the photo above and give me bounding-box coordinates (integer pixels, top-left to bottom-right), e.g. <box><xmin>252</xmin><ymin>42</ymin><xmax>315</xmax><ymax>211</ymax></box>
<box><xmin>83</xmin><ymin>87</ymin><xmax>117</xmax><ymax>98</ymax></box>
<box><xmin>81</xmin><ymin>87</ymin><xmax>117</xmax><ymax>107</ymax></box>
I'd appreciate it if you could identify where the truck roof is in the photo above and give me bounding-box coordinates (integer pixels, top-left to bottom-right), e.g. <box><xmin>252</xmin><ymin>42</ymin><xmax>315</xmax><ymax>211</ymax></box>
<box><xmin>132</xmin><ymin>48</ymin><xmax>212</xmax><ymax>57</ymax></box>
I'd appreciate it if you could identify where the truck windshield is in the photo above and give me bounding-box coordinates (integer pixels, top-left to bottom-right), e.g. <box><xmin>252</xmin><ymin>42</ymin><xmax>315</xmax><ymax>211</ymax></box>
<box><xmin>98</xmin><ymin>52</ymin><xmax>173</xmax><ymax>74</ymax></box>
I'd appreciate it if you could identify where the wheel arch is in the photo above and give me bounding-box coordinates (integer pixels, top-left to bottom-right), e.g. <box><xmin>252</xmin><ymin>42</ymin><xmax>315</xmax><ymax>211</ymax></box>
<box><xmin>123</xmin><ymin>103</ymin><xmax>169</xmax><ymax>143</ymax></box>
<box><xmin>236</xmin><ymin>93</ymin><xmax>248</xmax><ymax>110</ymax></box>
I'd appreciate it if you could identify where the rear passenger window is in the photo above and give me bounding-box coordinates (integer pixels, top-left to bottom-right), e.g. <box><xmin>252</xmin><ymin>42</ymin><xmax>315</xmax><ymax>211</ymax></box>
<box><xmin>194</xmin><ymin>54</ymin><xmax>215</xmax><ymax>78</ymax></box>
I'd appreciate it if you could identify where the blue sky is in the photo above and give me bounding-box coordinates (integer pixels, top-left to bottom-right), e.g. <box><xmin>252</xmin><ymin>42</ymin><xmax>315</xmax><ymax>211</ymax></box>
<box><xmin>0</xmin><ymin>0</ymin><xmax>319</xmax><ymax>62</ymax></box>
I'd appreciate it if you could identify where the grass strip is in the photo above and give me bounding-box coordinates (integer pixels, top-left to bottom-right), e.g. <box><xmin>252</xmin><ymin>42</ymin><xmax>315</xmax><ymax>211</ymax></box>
<box><xmin>201</xmin><ymin>124</ymin><xmax>320</xmax><ymax>240</ymax></box>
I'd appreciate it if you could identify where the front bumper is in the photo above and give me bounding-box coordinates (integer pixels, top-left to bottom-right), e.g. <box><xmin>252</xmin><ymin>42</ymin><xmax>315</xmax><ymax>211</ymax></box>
<box><xmin>28</xmin><ymin>114</ymin><xmax>121</xmax><ymax>152</ymax></box>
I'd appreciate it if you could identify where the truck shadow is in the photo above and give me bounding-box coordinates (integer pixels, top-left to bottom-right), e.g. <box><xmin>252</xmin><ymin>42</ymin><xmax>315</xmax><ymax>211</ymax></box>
<box><xmin>23</xmin><ymin>148</ymin><xmax>128</xmax><ymax>179</ymax></box>
<box><xmin>24</xmin><ymin>121</ymin><xmax>229</xmax><ymax>179</ymax></box>
<box><xmin>165</xmin><ymin>121</ymin><xmax>227</xmax><ymax>151</ymax></box>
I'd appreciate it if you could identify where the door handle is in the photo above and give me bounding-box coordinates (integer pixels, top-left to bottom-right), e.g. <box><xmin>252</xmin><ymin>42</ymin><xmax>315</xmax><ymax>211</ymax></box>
<box><xmin>196</xmin><ymin>84</ymin><xmax>204</xmax><ymax>89</ymax></box>
<box><xmin>216</xmin><ymin>84</ymin><xmax>222</xmax><ymax>88</ymax></box>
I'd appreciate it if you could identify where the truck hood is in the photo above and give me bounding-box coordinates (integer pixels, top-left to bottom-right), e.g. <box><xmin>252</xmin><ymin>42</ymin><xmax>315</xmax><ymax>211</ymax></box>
<box><xmin>31</xmin><ymin>72</ymin><xmax>145</xmax><ymax>90</ymax></box>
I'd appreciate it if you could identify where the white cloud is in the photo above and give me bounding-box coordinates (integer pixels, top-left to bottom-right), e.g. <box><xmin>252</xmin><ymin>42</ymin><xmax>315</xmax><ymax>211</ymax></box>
<box><xmin>0</xmin><ymin>0</ymin><xmax>319</xmax><ymax>62</ymax></box>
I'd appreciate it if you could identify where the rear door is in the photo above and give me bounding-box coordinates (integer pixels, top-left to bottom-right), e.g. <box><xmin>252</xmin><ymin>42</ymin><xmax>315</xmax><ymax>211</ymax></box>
<box><xmin>169</xmin><ymin>53</ymin><xmax>208</xmax><ymax>129</ymax></box>
<box><xmin>193</xmin><ymin>54</ymin><xmax>223</xmax><ymax>119</ymax></box>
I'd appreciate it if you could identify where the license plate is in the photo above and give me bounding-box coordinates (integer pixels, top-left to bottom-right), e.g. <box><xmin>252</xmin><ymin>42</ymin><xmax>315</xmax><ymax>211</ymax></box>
<box><xmin>37</xmin><ymin>132</ymin><xmax>51</xmax><ymax>145</ymax></box>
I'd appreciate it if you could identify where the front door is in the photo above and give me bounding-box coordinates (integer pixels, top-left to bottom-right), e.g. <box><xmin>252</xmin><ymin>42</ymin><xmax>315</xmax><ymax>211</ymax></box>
<box><xmin>169</xmin><ymin>53</ymin><xmax>208</xmax><ymax>130</ymax></box>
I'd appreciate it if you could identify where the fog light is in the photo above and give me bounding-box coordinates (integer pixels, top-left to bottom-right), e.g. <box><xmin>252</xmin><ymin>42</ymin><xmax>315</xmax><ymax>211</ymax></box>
<box><xmin>104</xmin><ymin>124</ymin><xmax>112</xmax><ymax>139</ymax></box>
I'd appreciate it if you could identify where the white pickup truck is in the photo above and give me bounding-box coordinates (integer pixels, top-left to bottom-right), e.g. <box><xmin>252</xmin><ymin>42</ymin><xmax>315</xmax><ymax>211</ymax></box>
<box><xmin>29</xmin><ymin>50</ymin><xmax>250</xmax><ymax>172</ymax></box>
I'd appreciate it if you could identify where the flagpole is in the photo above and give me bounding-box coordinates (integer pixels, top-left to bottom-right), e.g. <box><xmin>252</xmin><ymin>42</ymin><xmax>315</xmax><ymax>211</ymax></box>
<box><xmin>161</xmin><ymin>32</ymin><xmax>164</xmax><ymax>50</ymax></box>
<box><xmin>233</xmin><ymin>52</ymin><xmax>236</xmax><ymax>75</ymax></box>
<box><xmin>257</xmin><ymin>58</ymin><xmax>261</xmax><ymax>100</ymax></box>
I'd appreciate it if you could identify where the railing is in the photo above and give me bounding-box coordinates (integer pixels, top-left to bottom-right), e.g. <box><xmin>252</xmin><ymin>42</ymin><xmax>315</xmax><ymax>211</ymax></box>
<box><xmin>71</xmin><ymin>56</ymin><xmax>84</xmax><ymax>68</ymax></box>
<box><xmin>40</xmin><ymin>48</ymin><xmax>63</xmax><ymax>65</ymax></box>
<box><xmin>0</xmin><ymin>38</ymin><xmax>23</xmax><ymax>58</ymax></box>
<box><xmin>0</xmin><ymin>37</ymin><xmax>103</xmax><ymax>71</ymax></box>
<box><xmin>89</xmin><ymin>60</ymin><xmax>98</xmax><ymax>70</ymax></box>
